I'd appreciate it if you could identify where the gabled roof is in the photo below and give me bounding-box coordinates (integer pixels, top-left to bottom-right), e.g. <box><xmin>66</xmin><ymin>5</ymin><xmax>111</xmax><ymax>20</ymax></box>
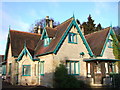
<box><xmin>34</xmin><ymin>17</ymin><xmax>73</xmax><ymax>56</ymax></box>
<box><xmin>85</xmin><ymin>27</ymin><xmax>111</xmax><ymax>56</ymax></box>
<box><xmin>9</xmin><ymin>30</ymin><xmax>41</xmax><ymax>57</ymax></box>
<box><xmin>5</xmin><ymin>17</ymin><xmax>94</xmax><ymax>59</ymax></box>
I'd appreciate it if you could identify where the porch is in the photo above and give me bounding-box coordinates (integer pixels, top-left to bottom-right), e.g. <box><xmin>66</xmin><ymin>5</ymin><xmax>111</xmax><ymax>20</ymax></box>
<box><xmin>83</xmin><ymin>58</ymin><xmax>120</xmax><ymax>86</ymax></box>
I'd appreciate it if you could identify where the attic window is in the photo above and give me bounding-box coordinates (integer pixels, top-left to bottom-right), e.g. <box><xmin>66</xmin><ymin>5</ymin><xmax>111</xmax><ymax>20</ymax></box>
<box><xmin>44</xmin><ymin>36</ymin><xmax>50</xmax><ymax>47</ymax></box>
<box><xmin>68</xmin><ymin>33</ymin><xmax>77</xmax><ymax>44</ymax></box>
<box><xmin>108</xmin><ymin>39</ymin><xmax>113</xmax><ymax>48</ymax></box>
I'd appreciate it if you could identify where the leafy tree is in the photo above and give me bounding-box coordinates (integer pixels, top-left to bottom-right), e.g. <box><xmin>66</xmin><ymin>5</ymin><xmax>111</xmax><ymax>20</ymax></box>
<box><xmin>29</xmin><ymin>17</ymin><xmax>60</xmax><ymax>33</ymax></box>
<box><xmin>53</xmin><ymin>64</ymin><xmax>89</xmax><ymax>88</ymax></box>
<box><xmin>82</xmin><ymin>14</ymin><xmax>103</xmax><ymax>35</ymax></box>
<box><xmin>113</xmin><ymin>26</ymin><xmax>120</xmax><ymax>36</ymax></box>
<box><xmin>96</xmin><ymin>23</ymin><xmax>102</xmax><ymax>31</ymax></box>
<box><xmin>113</xmin><ymin>35</ymin><xmax>120</xmax><ymax>72</ymax></box>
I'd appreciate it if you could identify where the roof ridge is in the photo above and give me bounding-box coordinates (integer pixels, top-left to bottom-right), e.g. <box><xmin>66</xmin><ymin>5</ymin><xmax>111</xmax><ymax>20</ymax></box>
<box><xmin>55</xmin><ymin>17</ymin><xmax>73</xmax><ymax>29</ymax></box>
<box><xmin>10</xmin><ymin>30</ymin><xmax>42</xmax><ymax>36</ymax></box>
<box><xmin>85</xmin><ymin>27</ymin><xmax>110</xmax><ymax>37</ymax></box>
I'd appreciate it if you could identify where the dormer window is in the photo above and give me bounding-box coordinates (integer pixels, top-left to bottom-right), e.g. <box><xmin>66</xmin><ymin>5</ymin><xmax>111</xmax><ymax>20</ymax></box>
<box><xmin>108</xmin><ymin>39</ymin><xmax>113</xmax><ymax>48</ymax></box>
<box><xmin>44</xmin><ymin>36</ymin><xmax>50</xmax><ymax>47</ymax></box>
<box><xmin>68</xmin><ymin>32</ymin><xmax>77</xmax><ymax>44</ymax></box>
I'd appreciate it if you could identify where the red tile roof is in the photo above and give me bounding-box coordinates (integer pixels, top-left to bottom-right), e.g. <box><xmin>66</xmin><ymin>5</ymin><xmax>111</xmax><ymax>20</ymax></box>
<box><xmin>85</xmin><ymin>27</ymin><xmax>110</xmax><ymax>56</ymax></box>
<box><xmin>34</xmin><ymin>17</ymin><xmax>73</xmax><ymax>55</ymax></box>
<box><xmin>10</xmin><ymin>30</ymin><xmax>41</xmax><ymax>56</ymax></box>
<box><xmin>8</xmin><ymin>17</ymin><xmax>111</xmax><ymax>58</ymax></box>
<box><xmin>9</xmin><ymin>17</ymin><xmax>73</xmax><ymax>57</ymax></box>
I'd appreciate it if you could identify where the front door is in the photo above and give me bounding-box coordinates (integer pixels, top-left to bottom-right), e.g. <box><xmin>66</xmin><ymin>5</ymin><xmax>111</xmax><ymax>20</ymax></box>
<box><xmin>94</xmin><ymin>62</ymin><xmax>102</xmax><ymax>84</ymax></box>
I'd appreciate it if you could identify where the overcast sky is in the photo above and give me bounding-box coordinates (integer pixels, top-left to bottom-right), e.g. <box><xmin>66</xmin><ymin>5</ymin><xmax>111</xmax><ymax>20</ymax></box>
<box><xmin>0</xmin><ymin>0</ymin><xmax>119</xmax><ymax>55</ymax></box>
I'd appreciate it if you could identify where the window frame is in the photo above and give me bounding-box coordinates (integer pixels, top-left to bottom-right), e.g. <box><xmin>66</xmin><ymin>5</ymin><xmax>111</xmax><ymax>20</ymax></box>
<box><xmin>22</xmin><ymin>65</ymin><xmax>31</xmax><ymax>76</ymax></box>
<box><xmin>44</xmin><ymin>36</ymin><xmax>50</xmax><ymax>47</ymax></box>
<box><xmin>66</xmin><ymin>61</ymin><xmax>80</xmax><ymax>75</ymax></box>
<box><xmin>108</xmin><ymin>39</ymin><xmax>113</xmax><ymax>48</ymax></box>
<box><xmin>40</xmin><ymin>61</ymin><xmax>45</xmax><ymax>76</ymax></box>
<box><xmin>68</xmin><ymin>32</ymin><xmax>77</xmax><ymax>44</ymax></box>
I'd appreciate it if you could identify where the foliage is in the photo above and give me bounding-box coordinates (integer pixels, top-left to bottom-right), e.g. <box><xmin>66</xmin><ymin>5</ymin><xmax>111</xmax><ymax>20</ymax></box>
<box><xmin>29</xmin><ymin>17</ymin><xmax>60</xmax><ymax>33</ymax></box>
<box><xmin>113</xmin><ymin>26</ymin><xmax>120</xmax><ymax>35</ymax></box>
<box><xmin>82</xmin><ymin>14</ymin><xmax>102</xmax><ymax>35</ymax></box>
<box><xmin>110</xmin><ymin>73</ymin><xmax>120</xmax><ymax>88</ymax></box>
<box><xmin>112</xmin><ymin>34</ymin><xmax>120</xmax><ymax>72</ymax></box>
<box><xmin>53</xmin><ymin>64</ymin><xmax>88</xmax><ymax>88</ymax></box>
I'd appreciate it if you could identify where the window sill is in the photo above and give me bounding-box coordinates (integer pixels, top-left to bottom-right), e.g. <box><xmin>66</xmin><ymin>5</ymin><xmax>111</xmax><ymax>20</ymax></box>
<box><xmin>22</xmin><ymin>75</ymin><xmax>31</xmax><ymax>76</ymax></box>
<box><xmin>40</xmin><ymin>74</ymin><xmax>44</xmax><ymax>76</ymax></box>
<box><xmin>68</xmin><ymin>42</ymin><xmax>77</xmax><ymax>44</ymax></box>
<box><xmin>108</xmin><ymin>46</ymin><xmax>113</xmax><ymax>48</ymax></box>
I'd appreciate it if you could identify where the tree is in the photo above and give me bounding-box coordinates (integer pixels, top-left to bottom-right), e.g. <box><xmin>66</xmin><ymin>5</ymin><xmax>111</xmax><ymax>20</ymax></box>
<box><xmin>53</xmin><ymin>64</ymin><xmax>88</xmax><ymax>88</ymax></box>
<box><xmin>96</xmin><ymin>23</ymin><xmax>102</xmax><ymax>31</ymax></box>
<box><xmin>82</xmin><ymin>14</ymin><xmax>102</xmax><ymax>35</ymax></box>
<box><xmin>29</xmin><ymin>17</ymin><xmax>60</xmax><ymax>33</ymax></box>
<box><xmin>113</xmin><ymin>26</ymin><xmax>120</xmax><ymax>36</ymax></box>
<box><xmin>112</xmin><ymin>34</ymin><xmax>120</xmax><ymax>72</ymax></box>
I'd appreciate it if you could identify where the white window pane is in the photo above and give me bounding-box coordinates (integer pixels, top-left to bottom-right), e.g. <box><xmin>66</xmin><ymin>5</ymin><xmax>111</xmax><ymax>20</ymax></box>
<box><xmin>76</xmin><ymin>62</ymin><xmax>79</xmax><ymax>74</ymax></box>
<box><xmin>88</xmin><ymin>63</ymin><xmax>90</xmax><ymax>74</ymax></box>
<box><xmin>71</xmin><ymin>62</ymin><xmax>74</xmax><ymax>74</ymax></box>
<box><xmin>105</xmin><ymin>63</ymin><xmax>108</xmax><ymax>73</ymax></box>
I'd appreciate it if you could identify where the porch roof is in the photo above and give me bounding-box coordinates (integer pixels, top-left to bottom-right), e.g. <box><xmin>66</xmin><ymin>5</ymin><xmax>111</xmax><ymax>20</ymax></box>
<box><xmin>83</xmin><ymin>58</ymin><xmax>120</xmax><ymax>62</ymax></box>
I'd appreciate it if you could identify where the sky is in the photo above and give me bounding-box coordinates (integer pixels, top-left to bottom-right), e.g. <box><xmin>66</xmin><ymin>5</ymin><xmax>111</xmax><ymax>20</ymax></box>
<box><xmin>0</xmin><ymin>1</ymin><xmax>119</xmax><ymax>55</ymax></box>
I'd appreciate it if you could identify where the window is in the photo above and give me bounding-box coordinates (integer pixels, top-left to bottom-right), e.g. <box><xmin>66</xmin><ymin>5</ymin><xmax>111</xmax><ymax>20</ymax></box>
<box><xmin>109</xmin><ymin>62</ymin><xmax>115</xmax><ymax>73</ymax></box>
<box><xmin>68</xmin><ymin>33</ymin><xmax>77</xmax><ymax>44</ymax></box>
<box><xmin>88</xmin><ymin>63</ymin><xmax>90</xmax><ymax>74</ymax></box>
<box><xmin>22</xmin><ymin>65</ymin><xmax>31</xmax><ymax>76</ymax></box>
<box><xmin>44</xmin><ymin>37</ymin><xmax>50</xmax><ymax>47</ymax></box>
<box><xmin>108</xmin><ymin>39</ymin><xmax>113</xmax><ymax>48</ymax></box>
<box><xmin>8</xmin><ymin>63</ymin><xmax>12</xmax><ymax>75</ymax></box>
<box><xmin>40</xmin><ymin>61</ymin><xmax>44</xmax><ymax>76</ymax></box>
<box><xmin>34</xmin><ymin>64</ymin><xmax>37</xmax><ymax>76</ymax></box>
<box><xmin>66</xmin><ymin>61</ymin><xmax>80</xmax><ymax>75</ymax></box>
<box><xmin>105</xmin><ymin>63</ymin><xmax>108</xmax><ymax>73</ymax></box>
<box><xmin>2</xmin><ymin>65</ymin><xmax>6</xmax><ymax>75</ymax></box>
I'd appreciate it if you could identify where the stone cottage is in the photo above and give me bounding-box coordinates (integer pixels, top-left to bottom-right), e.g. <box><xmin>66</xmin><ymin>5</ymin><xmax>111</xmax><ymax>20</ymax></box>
<box><xmin>3</xmin><ymin>16</ymin><xmax>120</xmax><ymax>87</ymax></box>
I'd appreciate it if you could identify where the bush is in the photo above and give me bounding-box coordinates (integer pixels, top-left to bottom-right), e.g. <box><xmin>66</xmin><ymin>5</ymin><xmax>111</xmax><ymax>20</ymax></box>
<box><xmin>110</xmin><ymin>73</ymin><xmax>120</xmax><ymax>88</ymax></box>
<box><xmin>53</xmin><ymin>64</ymin><xmax>87</xmax><ymax>88</ymax></box>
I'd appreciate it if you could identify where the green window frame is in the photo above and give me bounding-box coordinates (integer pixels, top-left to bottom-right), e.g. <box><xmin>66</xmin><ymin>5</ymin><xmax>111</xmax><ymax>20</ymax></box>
<box><xmin>66</xmin><ymin>61</ymin><xmax>80</xmax><ymax>75</ymax></box>
<box><xmin>44</xmin><ymin>36</ymin><xmax>50</xmax><ymax>47</ymax></box>
<box><xmin>108</xmin><ymin>39</ymin><xmax>113</xmax><ymax>48</ymax></box>
<box><xmin>8</xmin><ymin>63</ymin><xmax>12</xmax><ymax>75</ymax></box>
<box><xmin>22</xmin><ymin>65</ymin><xmax>31</xmax><ymax>76</ymax></box>
<box><xmin>40</xmin><ymin>61</ymin><xmax>44</xmax><ymax>76</ymax></box>
<box><xmin>2</xmin><ymin>65</ymin><xmax>6</xmax><ymax>75</ymax></box>
<box><xmin>68</xmin><ymin>33</ymin><xmax>77</xmax><ymax>44</ymax></box>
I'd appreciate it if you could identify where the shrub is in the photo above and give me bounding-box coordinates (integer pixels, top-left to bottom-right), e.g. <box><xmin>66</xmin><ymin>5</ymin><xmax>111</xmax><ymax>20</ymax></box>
<box><xmin>53</xmin><ymin>64</ymin><xmax>87</xmax><ymax>88</ymax></box>
<box><xmin>110</xmin><ymin>73</ymin><xmax>120</xmax><ymax>88</ymax></box>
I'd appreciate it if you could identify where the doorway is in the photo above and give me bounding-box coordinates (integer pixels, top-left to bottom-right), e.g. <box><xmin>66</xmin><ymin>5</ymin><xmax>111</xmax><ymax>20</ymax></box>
<box><xmin>93</xmin><ymin>62</ymin><xmax>102</xmax><ymax>84</ymax></box>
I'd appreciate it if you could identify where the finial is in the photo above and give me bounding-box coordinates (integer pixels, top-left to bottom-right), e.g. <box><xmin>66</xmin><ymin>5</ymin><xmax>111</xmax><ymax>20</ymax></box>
<box><xmin>44</xmin><ymin>22</ymin><xmax>46</xmax><ymax>28</ymax></box>
<box><xmin>110</xmin><ymin>22</ymin><xmax>112</xmax><ymax>28</ymax></box>
<box><xmin>72</xmin><ymin>13</ymin><xmax>75</xmax><ymax>19</ymax></box>
<box><xmin>110</xmin><ymin>22</ymin><xmax>112</xmax><ymax>29</ymax></box>
<box><xmin>9</xmin><ymin>25</ymin><xmax>11</xmax><ymax>30</ymax></box>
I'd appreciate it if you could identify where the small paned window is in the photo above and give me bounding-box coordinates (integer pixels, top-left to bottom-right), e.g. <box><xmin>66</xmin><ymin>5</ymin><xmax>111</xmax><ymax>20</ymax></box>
<box><xmin>40</xmin><ymin>61</ymin><xmax>44</xmax><ymax>76</ymax></box>
<box><xmin>22</xmin><ymin>65</ymin><xmax>31</xmax><ymax>76</ymax></box>
<box><xmin>68</xmin><ymin>33</ymin><xmax>77</xmax><ymax>44</ymax></box>
<box><xmin>2</xmin><ymin>65</ymin><xmax>6</xmax><ymax>75</ymax></box>
<box><xmin>66</xmin><ymin>61</ymin><xmax>80</xmax><ymax>75</ymax></box>
<box><xmin>108</xmin><ymin>39</ymin><xmax>113</xmax><ymax>48</ymax></box>
<box><xmin>44</xmin><ymin>37</ymin><xmax>50</xmax><ymax>47</ymax></box>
